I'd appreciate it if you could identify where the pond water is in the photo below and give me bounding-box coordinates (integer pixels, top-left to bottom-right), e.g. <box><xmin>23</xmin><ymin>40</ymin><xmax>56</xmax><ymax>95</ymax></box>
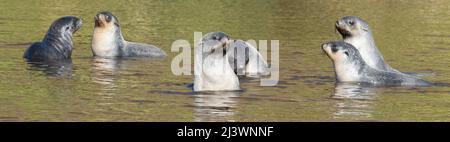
<box><xmin>0</xmin><ymin>0</ymin><xmax>449</xmax><ymax>121</ymax></box>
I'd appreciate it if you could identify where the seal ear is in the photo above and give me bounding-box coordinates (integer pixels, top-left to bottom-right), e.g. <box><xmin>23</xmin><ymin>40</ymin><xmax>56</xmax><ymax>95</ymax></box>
<box><xmin>360</xmin><ymin>25</ymin><xmax>369</xmax><ymax>32</ymax></box>
<box><xmin>344</xmin><ymin>51</ymin><xmax>349</xmax><ymax>56</ymax></box>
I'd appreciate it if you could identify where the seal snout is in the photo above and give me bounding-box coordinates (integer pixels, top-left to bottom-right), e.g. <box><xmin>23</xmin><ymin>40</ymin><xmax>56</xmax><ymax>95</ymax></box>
<box><xmin>321</xmin><ymin>42</ymin><xmax>333</xmax><ymax>57</ymax></box>
<box><xmin>335</xmin><ymin>22</ymin><xmax>351</xmax><ymax>37</ymax></box>
<box><xmin>335</xmin><ymin>20</ymin><xmax>341</xmax><ymax>27</ymax></box>
<box><xmin>94</xmin><ymin>14</ymin><xmax>104</xmax><ymax>27</ymax></box>
<box><xmin>322</xmin><ymin>42</ymin><xmax>344</xmax><ymax>58</ymax></box>
<box><xmin>98</xmin><ymin>12</ymin><xmax>113</xmax><ymax>22</ymax></box>
<box><xmin>208</xmin><ymin>32</ymin><xmax>231</xmax><ymax>49</ymax></box>
<box><xmin>321</xmin><ymin>43</ymin><xmax>329</xmax><ymax>51</ymax></box>
<box><xmin>335</xmin><ymin>20</ymin><xmax>346</xmax><ymax>34</ymax></box>
<box><xmin>220</xmin><ymin>36</ymin><xmax>230</xmax><ymax>49</ymax></box>
<box><xmin>322</xmin><ymin>42</ymin><xmax>337</xmax><ymax>52</ymax></box>
<box><xmin>95</xmin><ymin>13</ymin><xmax>107</xmax><ymax>22</ymax></box>
<box><xmin>74</xmin><ymin>18</ymin><xmax>82</xmax><ymax>31</ymax></box>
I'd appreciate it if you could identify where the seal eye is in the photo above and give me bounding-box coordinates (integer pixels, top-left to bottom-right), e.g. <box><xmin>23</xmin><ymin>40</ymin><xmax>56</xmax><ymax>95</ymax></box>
<box><xmin>348</xmin><ymin>21</ymin><xmax>355</xmax><ymax>25</ymax></box>
<box><xmin>331</xmin><ymin>46</ymin><xmax>339</xmax><ymax>53</ymax></box>
<box><xmin>344</xmin><ymin>51</ymin><xmax>349</xmax><ymax>56</ymax></box>
<box><xmin>105</xmin><ymin>15</ymin><xmax>112</xmax><ymax>22</ymax></box>
<box><xmin>65</xmin><ymin>26</ymin><xmax>70</xmax><ymax>31</ymax></box>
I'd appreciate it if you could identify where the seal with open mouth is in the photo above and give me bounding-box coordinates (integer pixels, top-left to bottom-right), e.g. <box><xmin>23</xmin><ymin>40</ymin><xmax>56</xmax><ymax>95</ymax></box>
<box><xmin>336</xmin><ymin>16</ymin><xmax>400</xmax><ymax>73</ymax></box>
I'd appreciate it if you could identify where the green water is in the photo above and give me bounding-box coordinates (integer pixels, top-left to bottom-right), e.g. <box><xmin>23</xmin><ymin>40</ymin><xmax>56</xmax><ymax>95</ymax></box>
<box><xmin>0</xmin><ymin>0</ymin><xmax>449</xmax><ymax>121</ymax></box>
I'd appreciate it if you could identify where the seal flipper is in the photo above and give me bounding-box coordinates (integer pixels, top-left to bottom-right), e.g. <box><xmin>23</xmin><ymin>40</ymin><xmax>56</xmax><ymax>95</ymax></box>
<box><xmin>121</xmin><ymin>42</ymin><xmax>166</xmax><ymax>58</ymax></box>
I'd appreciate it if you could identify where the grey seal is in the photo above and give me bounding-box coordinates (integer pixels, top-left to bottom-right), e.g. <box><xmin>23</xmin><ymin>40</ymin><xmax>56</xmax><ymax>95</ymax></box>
<box><xmin>335</xmin><ymin>16</ymin><xmax>400</xmax><ymax>73</ymax></box>
<box><xmin>193</xmin><ymin>32</ymin><xmax>240</xmax><ymax>92</ymax></box>
<box><xmin>23</xmin><ymin>16</ymin><xmax>82</xmax><ymax>62</ymax></box>
<box><xmin>228</xmin><ymin>40</ymin><xmax>269</xmax><ymax>77</ymax></box>
<box><xmin>91</xmin><ymin>11</ymin><xmax>166</xmax><ymax>58</ymax></box>
<box><xmin>322</xmin><ymin>41</ymin><xmax>431</xmax><ymax>86</ymax></box>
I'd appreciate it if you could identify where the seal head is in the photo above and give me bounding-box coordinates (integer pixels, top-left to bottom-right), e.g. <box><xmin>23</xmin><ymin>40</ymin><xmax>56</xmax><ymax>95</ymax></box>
<box><xmin>199</xmin><ymin>32</ymin><xmax>230</xmax><ymax>56</ymax></box>
<box><xmin>336</xmin><ymin>16</ymin><xmax>371</xmax><ymax>39</ymax></box>
<box><xmin>322</xmin><ymin>41</ymin><xmax>365</xmax><ymax>82</ymax></box>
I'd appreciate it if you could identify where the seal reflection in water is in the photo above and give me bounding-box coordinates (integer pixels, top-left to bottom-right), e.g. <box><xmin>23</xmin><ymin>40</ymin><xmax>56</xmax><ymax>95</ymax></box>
<box><xmin>332</xmin><ymin>83</ymin><xmax>377</xmax><ymax>120</ymax></box>
<box><xmin>26</xmin><ymin>60</ymin><xmax>73</xmax><ymax>77</ymax></box>
<box><xmin>23</xmin><ymin>16</ymin><xmax>82</xmax><ymax>62</ymax></box>
<box><xmin>322</xmin><ymin>41</ymin><xmax>431</xmax><ymax>86</ymax></box>
<box><xmin>90</xmin><ymin>57</ymin><xmax>121</xmax><ymax>107</ymax></box>
<box><xmin>91</xmin><ymin>11</ymin><xmax>166</xmax><ymax>58</ymax></box>
<box><xmin>193</xmin><ymin>91</ymin><xmax>239</xmax><ymax>122</ymax></box>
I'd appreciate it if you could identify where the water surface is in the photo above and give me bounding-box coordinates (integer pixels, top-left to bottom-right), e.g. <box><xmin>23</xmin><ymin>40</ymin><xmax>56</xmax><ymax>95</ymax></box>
<box><xmin>0</xmin><ymin>0</ymin><xmax>449</xmax><ymax>121</ymax></box>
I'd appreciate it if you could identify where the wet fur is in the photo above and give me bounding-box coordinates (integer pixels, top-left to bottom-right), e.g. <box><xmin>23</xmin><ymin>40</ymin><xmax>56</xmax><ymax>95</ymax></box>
<box><xmin>24</xmin><ymin>16</ymin><xmax>81</xmax><ymax>62</ymax></box>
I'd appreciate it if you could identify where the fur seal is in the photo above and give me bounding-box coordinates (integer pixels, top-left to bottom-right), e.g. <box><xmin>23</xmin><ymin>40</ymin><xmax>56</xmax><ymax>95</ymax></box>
<box><xmin>91</xmin><ymin>11</ymin><xmax>166</xmax><ymax>58</ymax></box>
<box><xmin>228</xmin><ymin>40</ymin><xmax>269</xmax><ymax>77</ymax></box>
<box><xmin>23</xmin><ymin>16</ymin><xmax>82</xmax><ymax>62</ymax></box>
<box><xmin>193</xmin><ymin>32</ymin><xmax>240</xmax><ymax>92</ymax></box>
<box><xmin>335</xmin><ymin>16</ymin><xmax>400</xmax><ymax>73</ymax></box>
<box><xmin>322</xmin><ymin>41</ymin><xmax>431</xmax><ymax>86</ymax></box>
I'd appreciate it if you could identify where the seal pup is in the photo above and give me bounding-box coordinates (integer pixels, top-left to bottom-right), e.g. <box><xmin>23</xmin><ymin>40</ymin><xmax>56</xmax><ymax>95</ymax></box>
<box><xmin>322</xmin><ymin>41</ymin><xmax>431</xmax><ymax>86</ymax></box>
<box><xmin>228</xmin><ymin>40</ymin><xmax>269</xmax><ymax>77</ymax></box>
<box><xmin>23</xmin><ymin>16</ymin><xmax>82</xmax><ymax>62</ymax></box>
<box><xmin>193</xmin><ymin>32</ymin><xmax>240</xmax><ymax>92</ymax></box>
<box><xmin>91</xmin><ymin>11</ymin><xmax>166</xmax><ymax>58</ymax></box>
<box><xmin>335</xmin><ymin>16</ymin><xmax>401</xmax><ymax>73</ymax></box>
